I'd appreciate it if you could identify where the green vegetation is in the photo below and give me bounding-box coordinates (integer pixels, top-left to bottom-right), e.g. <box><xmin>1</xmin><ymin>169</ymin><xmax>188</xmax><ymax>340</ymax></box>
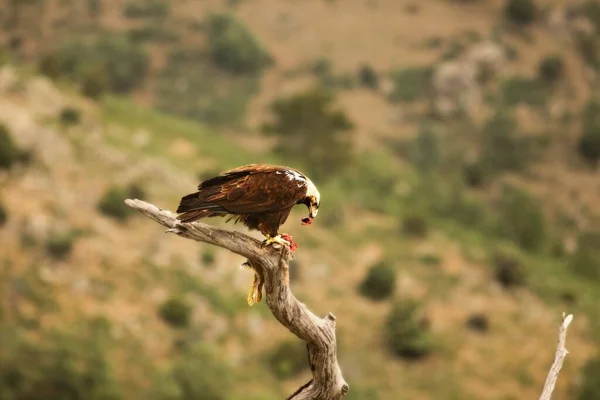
<box><xmin>492</xmin><ymin>248</ymin><xmax>527</xmax><ymax>288</ymax></box>
<box><xmin>59</xmin><ymin>107</ymin><xmax>82</xmax><ymax>126</ymax></box>
<box><xmin>0</xmin><ymin>201</ymin><xmax>6</xmax><ymax>226</ymax></box>
<box><xmin>98</xmin><ymin>184</ymin><xmax>145</xmax><ymax>221</ymax></box>
<box><xmin>578</xmin><ymin>355</ymin><xmax>600</xmax><ymax>400</ymax></box>
<box><xmin>480</xmin><ymin>111</ymin><xmax>532</xmax><ymax>177</ymax></box>
<box><xmin>0</xmin><ymin>123</ymin><xmax>19</xmax><ymax>170</ymax></box>
<box><xmin>410</xmin><ymin>126</ymin><xmax>440</xmax><ymax>173</ymax></box>
<box><xmin>46</xmin><ymin>231</ymin><xmax>77</xmax><ymax>260</ymax></box>
<box><xmin>151</xmin><ymin>343</ymin><xmax>232</xmax><ymax>400</ymax></box>
<box><xmin>201</xmin><ymin>248</ymin><xmax>216</xmax><ymax>267</ymax></box>
<box><xmin>123</xmin><ymin>0</ymin><xmax>170</xmax><ymax>19</ymax></box>
<box><xmin>505</xmin><ymin>0</ymin><xmax>536</xmax><ymax>25</ymax></box>
<box><xmin>386</xmin><ymin>300</ymin><xmax>433</xmax><ymax>360</ymax></box>
<box><xmin>262</xmin><ymin>89</ymin><xmax>354</xmax><ymax>180</ymax></box>
<box><xmin>206</xmin><ymin>13</ymin><xmax>272</xmax><ymax>75</ymax></box>
<box><xmin>537</xmin><ymin>55</ymin><xmax>564</xmax><ymax>84</ymax></box>
<box><xmin>0</xmin><ymin>321</ymin><xmax>122</xmax><ymax>400</ymax></box>
<box><xmin>158</xmin><ymin>297</ymin><xmax>192</xmax><ymax>328</ymax></box>
<box><xmin>268</xmin><ymin>341</ymin><xmax>308</xmax><ymax>379</ymax></box>
<box><xmin>40</xmin><ymin>35</ymin><xmax>149</xmax><ymax>95</ymax></box>
<box><xmin>496</xmin><ymin>185</ymin><xmax>546</xmax><ymax>251</ymax></box>
<box><xmin>465</xmin><ymin>313</ymin><xmax>489</xmax><ymax>333</ymax></box>
<box><xmin>156</xmin><ymin>50</ymin><xmax>259</xmax><ymax>126</ymax></box>
<box><xmin>501</xmin><ymin>77</ymin><xmax>548</xmax><ymax>107</ymax></box>
<box><xmin>388</xmin><ymin>67</ymin><xmax>432</xmax><ymax>102</ymax></box>
<box><xmin>357</xmin><ymin>64</ymin><xmax>379</xmax><ymax>90</ymax></box>
<box><xmin>359</xmin><ymin>261</ymin><xmax>396</xmax><ymax>301</ymax></box>
<box><xmin>401</xmin><ymin>214</ymin><xmax>429</xmax><ymax>238</ymax></box>
<box><xmin>570</xmin><ymin>231</ymin><xmax>600</xmax><ymax>281</ymax></box>
<box><xmin>578</xmin><ymin>101</ymin><xmax>600</xmax><ymax>164</ymax></box>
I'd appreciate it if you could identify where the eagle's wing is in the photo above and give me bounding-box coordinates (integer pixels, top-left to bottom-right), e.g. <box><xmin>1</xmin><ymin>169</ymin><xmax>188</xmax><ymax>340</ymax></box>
<box><xmin>178</xmin><ymin>165</ymin><xmax>307</xmax><ymax>216</ymax></box>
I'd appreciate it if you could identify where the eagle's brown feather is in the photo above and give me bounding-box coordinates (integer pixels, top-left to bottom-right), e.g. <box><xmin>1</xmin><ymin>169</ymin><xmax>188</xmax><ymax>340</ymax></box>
<box><xmin>177</xmin><ymin>164</ymin><xmax>309</xmax><ymax>237</ymax></box>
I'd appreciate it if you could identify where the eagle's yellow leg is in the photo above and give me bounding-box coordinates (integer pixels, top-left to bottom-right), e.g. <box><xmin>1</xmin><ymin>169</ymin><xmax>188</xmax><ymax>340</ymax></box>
<box><xmin>262</xmin><ymin>234</ymin><xmax>291</xmax><ymax>248</ymax></box>
<box><xmin>243</xmin><ymin>261</ymin><xmax>264</xmax><ymax>306</ymax></box>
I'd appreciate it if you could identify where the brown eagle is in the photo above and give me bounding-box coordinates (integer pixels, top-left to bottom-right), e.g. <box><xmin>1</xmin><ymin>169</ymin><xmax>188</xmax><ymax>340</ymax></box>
<box><xmin>176</xmin><ymin>164</ymin><xmax>320</xmax><ymax>249</ymax></box>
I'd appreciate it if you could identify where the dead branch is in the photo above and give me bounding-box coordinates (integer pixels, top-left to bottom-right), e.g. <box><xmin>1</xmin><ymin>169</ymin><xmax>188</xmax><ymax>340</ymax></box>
<box><xmin>125</xmin><ymin>199</ymin><xmax>349</xmax><ymax>400</ymax></box>
<box><xmin>539</xmin><ymin>313</ymin><xmax>574</xmax><ymax>400</ymax></box>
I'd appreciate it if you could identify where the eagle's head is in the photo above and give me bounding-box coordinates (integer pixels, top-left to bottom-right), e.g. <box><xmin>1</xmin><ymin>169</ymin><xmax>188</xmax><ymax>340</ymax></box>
<box><xmin>301</xmin><ymin>179</ymin><xmax>320</xmax><ymax>225</ymax></box>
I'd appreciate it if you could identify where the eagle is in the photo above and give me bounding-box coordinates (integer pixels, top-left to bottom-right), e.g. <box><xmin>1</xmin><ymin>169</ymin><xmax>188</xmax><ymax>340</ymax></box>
<box><xmin>176</xmin><ymin>164</ymin><xmax>320</xmax><ymax>305</ymax></box>
<box><xmin>176</xmin><ymin>164</ymin><xmax>320</xmax><ymax>246</ymax></box>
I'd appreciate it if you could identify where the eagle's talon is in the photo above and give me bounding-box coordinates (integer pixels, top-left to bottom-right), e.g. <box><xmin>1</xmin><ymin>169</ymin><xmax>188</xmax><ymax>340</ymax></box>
<box><xmin>262</xmin><ymin>234</ymin><xmax>291</xmax><ymax>248</ymax></box>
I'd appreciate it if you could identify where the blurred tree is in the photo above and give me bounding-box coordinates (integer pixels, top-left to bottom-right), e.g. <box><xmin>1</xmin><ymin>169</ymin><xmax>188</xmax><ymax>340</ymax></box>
<box><xmin>571</xmin><ymin>230</ymin><xmax>600</xmax><ymax>281</ymax></box>
<box><xmin>410</xmin><ymin>125</ymin><xmax>440</xmax><ymax>173</ymax></box>
<box><xmin>206</xmin><ymin>13</ymin><xmax>272</xmax><ymax>75</ymax></box>
<box><xmin>0</xmin><ymin>123</ymin><xmax>19</xmax><ymax>170</ymax></box>
<box><xmin>0</xmin><ymin>322</ymin><xmax>122</xmax><ymax>400</ymax></box>
<box><xmin>496</xmin><ymin>185</ymin><xmax>546</xmax><ymax>251</ymax></box>
<box><xmin>151</xmin><ymin>344</ymin><xmax>232</xmax><ymax>400</ymax></box>
<box><xmin>480</xmin><ymin>110</ymin><xmax>532</xmax><ymax>177</ymax></box>
<box><xmin>505</xmin><ymin>0</ymin><xmax>537</xmax><ymax>25</ymax></box>
<box><xmin>386</xmin><ymin>300</ymin><xmax>433</xmax><ymax>360</ymax></box>
<box><xmin>263</xmin><ymin>89</ymin><xmax>354</xmax><ymax>180</ymax></box>
<box><xmin>359</xmin><ymin>261</ymin><xmax>396</xmax><ymax>301</ymax></box>
<box><xmin>158</xmin><ymin>297</ymin><xmax>192</xmax><ymax>328</ymax></box>
<box><xmin>268</xmin><ymin>340</ymin><xmax>308</xmax><ymax>379</ymax></box>
<box><xmin>578</xmin><ymin>355</ymin><xmax>600</xmax><ymax>400</ymax></box>
<box><xmin>578</xmin><ymin>101</ymin><xmax>600</xmax><ymax>164</ymax></box>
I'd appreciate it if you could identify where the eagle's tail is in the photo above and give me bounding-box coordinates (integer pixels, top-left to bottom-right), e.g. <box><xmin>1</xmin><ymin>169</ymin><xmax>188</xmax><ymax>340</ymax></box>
<box><xmin>176</xmin><ymin>192</ymin><xmax>227</xmax><ymax>223</ymax></box>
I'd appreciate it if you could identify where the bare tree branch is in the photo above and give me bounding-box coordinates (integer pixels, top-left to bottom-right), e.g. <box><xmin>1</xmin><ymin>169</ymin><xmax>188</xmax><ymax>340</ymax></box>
<box><xmin>539</xmin><ymin>313</ymin><xmax>574</xmax><ymax>400</ymax></box>
<box><xmin>125</xmin><ymin>199</ymin><xmax>349</xmax><ymax>400</ymax></box>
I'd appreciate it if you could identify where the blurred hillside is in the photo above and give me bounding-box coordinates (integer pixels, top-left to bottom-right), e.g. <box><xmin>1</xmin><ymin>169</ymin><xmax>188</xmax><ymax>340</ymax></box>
<box><xmin>1</xmin><ymin>0</ymin><xmax>600</xmax><ymax>399</ymax></box>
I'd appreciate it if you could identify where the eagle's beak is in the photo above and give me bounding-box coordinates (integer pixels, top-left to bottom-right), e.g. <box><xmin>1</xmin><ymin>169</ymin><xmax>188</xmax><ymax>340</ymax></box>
<box><xmin>309</xmin><ymin>205</ymin><xmax>318</xmax><ymax>219</ymax></box>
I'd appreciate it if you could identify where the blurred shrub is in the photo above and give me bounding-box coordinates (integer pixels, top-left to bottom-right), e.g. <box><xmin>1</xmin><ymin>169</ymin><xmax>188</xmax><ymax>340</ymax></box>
<box><xmin>158</xmin><ymin>297</ymin><xmax>192</xmax><ymax>328</ymax></box>
<box><xmin>156</xmin><ymin>50</ymin><xmax>259</xmax><ymax>126</ymax></box>
<box><xmin>151</xmin><ymin>343</ymin><xmax>232</xmax><ymax>400</ymax></box>
<box><xmin>502</xmin><ymin>77</ymin><xmax>548</xmax><ymax>107</ymax></box>
<box><xmin>359</xmin><ymin>261</ymin><xmax>396</xmax><ymax>301</ymax></box>
<box><xmin>576</xmin><ymin>35</ymin><xmax>600</xmax><ymax>69</ymax></box>
<box><xmin>462</xmin><ymin>160</ymin><xmax>485</xmax><ymax>187</ymax></box>
<box><xmin>578</xmin><ymin>355</ymin><xmax>600</xmax><ymax>400</ymax></box>
<box><xmin>401</xmin><ymin>214</ymin><xmax>428</xmax><ymax>238</ymax></box>
<box><xmin>537</xmin><ymin>55</ymin><xmax>564</xmax><ymax>84</ymax></box>
<box><xmin>46</xmin><ymin>231</ymin><xmax>76</xmax><ymax>260</ymax></box>
<box><xmin>0</xmin><ymin>322</ymin><xmax>122</xmax><ymax>400</ymax></box>
<box><xmin>493</xmin><ymin>248</ymin><xmax>527</xmax><ymax>288</ymax></box>
<box><xmin>59</xmin><ymin>107</ymin><xmax>81</xmax><ymax>126</ymax></box>
<box><xmin>480</xmin><ymin>111</ymin><xmax>532</xmax><ymax>177</ymax></box>
<box><xmin>386</xmin><ymin>300</ymin><xmax>432</xmax><ymax>360</ymax></box>
<box><xmin>505</xmin><ymin>0</ymin><xmax>536</xmax><ymax>25</ymax></box>
<box><xmin>263</xmin><ymin>89</ymin><xmax>354</xmax><ymax>180</ymax></box>
<box><xmin>0</xmin><ymin>201</ymin><xmax>6</xmax><ymax>227</ymax></box>
<box><xmin>465</xmin><ymin>313</ymin><xmax>489</xmax><ymax>333</ymax></box>
<box><xmin>38</xmin><ymin>53</ymin><xmax>62</xmax><ymax>79</ymax></box>
<box><xmin>268</xmin><ymin>340</ymin><xmax>307</xmax><ymax>379</ymax></box>
<box><xmin>357</xmin><ymin>64</ymin><xmax>379</xmax><ymax>90</ymax></box>
<box><xmin>123</xmin><ymin>0</ymin><xmax>169</xmax><ymax>18</ymax></box>
<box><xmin>0</xmin><ymin>123</ymin><xmax>19</xmax><ymax>170</ymax></box>
<box><xmin>206</xmin><ymin>13</ymin><xmax>272</xmax><ymax>75</ymax></box>
<box><xmin>410</xmin><ymin>125</ymin><xmax>440</xmax><ymax>173</ymax></box>
<box><xmin>87</xmin><ymin>0</ymin><xmax>102</xmax><ymax>18</ymax></box>
<box><xmin>570</xmin><ymin>230</ymin><xmax>600</xmax><ymax>281</ymax></box>
<box><xmin>495</xmin><ymin>186</ymin><xmax>545</xmax><ymax>251</ymax></box>
<box><xmin>98</xmin><ymin>184</ymin><xmax>145</xmax><ymax>221</ymax></box>
<box><xmin>578</xmin><ymin>101</ymin><xmax>600</xmax><ymax>164</ymax></box>
<box><xmin>42</xmin><ymin>35</ymin><xmax>148</xmax><ymax>94</ymax></box>
<box><xmin>200</xmin><ymin>248</ymin><xmax>216</xmax><ymax>267</ymax></box>
<box><xmin>81</xmin><ymin>66</ymin><xmax>109</xmax><ymax>99</ymax></box>
<box><xmin>388</xmin><ymin>67</ymin><xmax>432</xmax><ymax>102</ymax></box>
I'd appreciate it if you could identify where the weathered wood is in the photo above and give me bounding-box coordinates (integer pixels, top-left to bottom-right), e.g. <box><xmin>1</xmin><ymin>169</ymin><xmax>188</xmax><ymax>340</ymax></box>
<box><xmin>125</xmin><ymin>199</ymin><xmax>349</xmax><ymax>399</ymax></box>
<box><xmin>538</xmin><ymin>313</ymin><xmax>574</xmax><ymax>400</ymax></box>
